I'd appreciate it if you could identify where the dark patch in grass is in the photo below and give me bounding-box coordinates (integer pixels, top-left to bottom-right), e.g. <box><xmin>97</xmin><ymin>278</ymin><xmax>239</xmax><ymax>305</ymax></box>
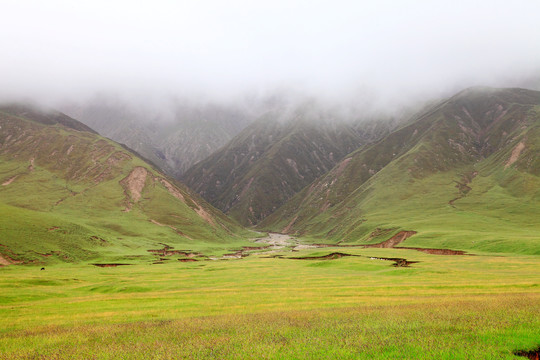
<box><xmin>398</xmin><ymin>247</ymin><xmax>470</xmax><ymax>255</ymax></box>
<box><xmin>89</xmin><ymin>235</ymin><xmax>108</xmax><ymax>246</ymax></box>
<box><xmin>515</xmin><ymin>347</ymin><xmax>540</xmax><ymax>360</ymax></box>
<box><xmin>222</xmin><ymin>245</ymin><xmax>270</xmax><ymax>259</ymax></box>
<box><xmin>91</xmin><ymin>263</ymin><xmax>132</xmax><ymax>267</ymax></box>
<box><xmin>368</xmin><ymin>256</ymin><xmax>420</xmax><ymax>267</ymax></box>
<box><xmin>148</xmin><ymin>244</ymin><xmax>203</xmax><ymax>258</ymax></box>
<box><xmin>287</xmin><ymin>252</ymin><xmax>420</xmax><ymax>267</ymax></box>
<box><xmin>289</xmin><ymin>252</ymin><xmax>360</xmax><ymax>260</ymax></box>
<box><xmin>241</xmin><ymin>245</ymin><xmax>271</xmax><ymax>251</ymax></box>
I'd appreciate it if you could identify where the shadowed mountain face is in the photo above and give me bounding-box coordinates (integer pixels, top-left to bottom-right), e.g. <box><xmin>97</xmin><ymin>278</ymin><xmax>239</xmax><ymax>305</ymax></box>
<box><xmin>182</xmin><ymin>108</ymin><xmax>394</xmax><ymax>226</ymax></box>
<box><xmin>0</xmin><ymin>105</ymin><xmax>249</xmax><ymax>265</ymax></box>
<box><xmin>259</xmin><ymin>87</ymin><xmax>540</xmax><ymax>255</ymax></box>
<box><xmin>61</xmin><ymin>97</ymin><xmax>257</xmax><ymax>178</ymax></box>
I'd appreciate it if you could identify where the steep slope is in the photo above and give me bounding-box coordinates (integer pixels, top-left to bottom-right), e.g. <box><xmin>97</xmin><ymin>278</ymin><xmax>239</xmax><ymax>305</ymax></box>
<box><xmin>0</xmin><ymin>104</ymin><xmax>252</xmax><ymax>265</ymax></box>
<box><xmin>183</xmin><ymin>109</ymin><xmax>392</xmax><ymax>226</ymax></box>
<box><xmin>62</xmin><ymin>96</ymin><xmax>256</xmax><ymax>177</ymax></box>
<box><xmin>260</xmin><ymin>87</ymin><xmax>540</xmax><ymax>255</ymax></box>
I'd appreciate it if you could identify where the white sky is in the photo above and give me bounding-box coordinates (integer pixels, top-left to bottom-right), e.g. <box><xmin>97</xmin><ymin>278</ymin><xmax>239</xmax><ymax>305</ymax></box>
<box><xmin>1</xmin><ymin>0</ymin><xmax>539</xmax><ymax>106</ymax></box>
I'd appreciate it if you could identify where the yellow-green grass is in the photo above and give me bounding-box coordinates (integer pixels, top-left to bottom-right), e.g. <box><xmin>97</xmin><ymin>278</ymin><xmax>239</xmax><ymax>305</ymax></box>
<box><xmin>0</xmin><ymin>150</ymin><xmax>255</xmax><ymax>265</ymax></box>
<box><xmin>0</xmin><ymin>110</ymin><xmax>257</xmax><ymax>266</ymax></box>
<box><xmin>1</xmin><ymin>248</ymin><xmax>538</xmax><ymax>359</ymax></box>
<box><xmin>265</xmin><ymin>164</ymin><xmax>540</xmax><ymax>257</ymax></box>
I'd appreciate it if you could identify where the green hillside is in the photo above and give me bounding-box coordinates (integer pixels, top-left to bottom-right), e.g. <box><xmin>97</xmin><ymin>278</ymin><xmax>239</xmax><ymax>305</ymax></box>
<box><xmin>0</xmin><ymin>105</ymin><xmax>252</xmax><ymax>266</ymax></box>
<box><xmin>260</xmin><ymin>87</ymin><xmax>540</xmax><ymax>255</ymax></box>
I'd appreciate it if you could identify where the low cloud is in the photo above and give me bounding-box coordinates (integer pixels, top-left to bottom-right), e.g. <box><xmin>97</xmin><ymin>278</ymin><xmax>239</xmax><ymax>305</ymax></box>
<box><xmin>1</xmin><ymin>0</ymin><xmax>539</xmax><ymax>111</ymax></box>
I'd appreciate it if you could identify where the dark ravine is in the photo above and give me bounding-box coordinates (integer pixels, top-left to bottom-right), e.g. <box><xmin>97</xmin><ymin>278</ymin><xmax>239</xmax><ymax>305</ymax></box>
<box><xmin>448</xmin><ymin>171</ymin><xmax>478</xmax><ymax>207</ymax></box>
<box><xmin>514</xmin><ymin>347</ymin><xmax>540</xmax><ymax>360</ymax></box>
<box><xmin>368</xmin><ymin>256</ymin><xmax>420</xmax><ymax>267</ymax></box>
<box><xmin>92</xmin><ymin>263</ymin><xmax>132</xmax><ymax>267</ymax></box>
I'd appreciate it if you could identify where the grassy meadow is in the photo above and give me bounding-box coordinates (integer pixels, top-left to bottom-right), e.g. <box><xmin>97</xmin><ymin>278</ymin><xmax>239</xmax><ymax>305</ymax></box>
<box><xmin>1</xmin><ymin>101</ymin><xmax>539</xmax><ymax>359</ymax></box>
<box><xmin>1</xmin><ymin>246</ymin><xmax>538</xmax><ymax>359</ymax></box>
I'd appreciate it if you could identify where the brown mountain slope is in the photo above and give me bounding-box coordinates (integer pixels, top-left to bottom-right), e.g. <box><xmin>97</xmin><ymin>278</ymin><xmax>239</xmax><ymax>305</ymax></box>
<box><xmin>183</xmin><ymin>108</ymin><xmax>393</xmax><ymax>226</ymax></box>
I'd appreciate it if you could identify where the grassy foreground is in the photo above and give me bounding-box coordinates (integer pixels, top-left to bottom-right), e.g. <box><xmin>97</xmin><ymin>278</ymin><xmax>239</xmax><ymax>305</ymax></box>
<box><xmin>1</xmin><ymin>248</ymin><xmax>539</xmax><ymax>359</ymax></box>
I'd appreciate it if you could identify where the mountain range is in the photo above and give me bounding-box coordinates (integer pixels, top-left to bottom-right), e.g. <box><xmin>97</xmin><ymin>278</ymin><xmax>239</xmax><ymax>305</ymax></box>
<box><xmin>182</xmin><ymin>106</ymin><xmax>396</xmax><ymax>225</ymax></box>
<box><xmin>1</xmin><ymin>86</ymin><xmax>539</xmax><ymax>265</ymax></box>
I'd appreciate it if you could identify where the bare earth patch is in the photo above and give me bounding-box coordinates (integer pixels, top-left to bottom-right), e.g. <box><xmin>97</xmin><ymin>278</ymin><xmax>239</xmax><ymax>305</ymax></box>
<box><xmin>505</xmin><ymin>141</ymin><xmax>525</xmax><ymax>169</ymax></box>
<box><xmin>364</xmin><ymin>231</ymin><xmax>417</xmax><ymax>248</ymax></box>
<box><xmin>194</xmin><ymin>205</ymin><xmax>216</xmax><ymax>227</ymax></box>
<box><xmin>0</xmin><ymin>254</ymin><xmax>13</xmax><ymax>266</ymax></box>
<box><xmin>121</xmin><ymin>167</ymin><xmax>148</xmax><ymax>202</ymax></box>
<box><xmin>0</xmin><ymin>253</ymin><xmax>22</xmax><ymax>266</ymax></box>
<box><xmin>282</xmin><ymin>215</ymin><xmax>298</xmax><ymax>234</ymax></box>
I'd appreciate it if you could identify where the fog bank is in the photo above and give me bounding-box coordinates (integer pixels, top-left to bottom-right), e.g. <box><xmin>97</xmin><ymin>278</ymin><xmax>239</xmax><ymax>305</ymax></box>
<box><xmin>1</xmin><ymin>0</ymin><xmax>540</xmax><ymax>111</ymax></box>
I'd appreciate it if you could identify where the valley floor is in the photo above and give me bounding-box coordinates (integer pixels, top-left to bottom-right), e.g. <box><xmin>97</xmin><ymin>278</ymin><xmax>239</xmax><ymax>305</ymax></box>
<box><xmin>0</xmin><ymin>236</ymin><xmax>539</xmax><ymax>359</ymax></box>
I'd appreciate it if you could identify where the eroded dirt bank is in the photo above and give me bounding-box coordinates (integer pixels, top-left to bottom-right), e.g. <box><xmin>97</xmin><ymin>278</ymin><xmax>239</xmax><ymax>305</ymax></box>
<box><xmin>145</xmin><ymin>230</ymin><xmax>470</xmax><ymax>266</ymax></box>
<box><xmin>514</xmin><ymin>347</ymin><xmax>540</xmax><ymax>360</ymax></box>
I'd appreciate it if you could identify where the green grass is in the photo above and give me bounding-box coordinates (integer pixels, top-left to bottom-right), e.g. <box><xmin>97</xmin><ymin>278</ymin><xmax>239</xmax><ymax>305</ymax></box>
<box><xmin>259</xmin><ymin>92</ymin><xmax>540</xmax><ymax>258</ymax></box>
<box><xmin>1</xmin><ymin>93</ymin><xmax>539</xmax><ymax>359</ymax></box>
<box><xmin>262</xmin><ymin>160</ymin><xmax>540</xmax><ymax>256</ymax></box>
<box><xmin>0</xmin><ymin>249</ymin><xmax>538</xmax><ymax>358</ymax></box>
<box><xmin>0</xmin><ymin>111</ymin><xmax>255</xmax><ymax>265</ymax></box>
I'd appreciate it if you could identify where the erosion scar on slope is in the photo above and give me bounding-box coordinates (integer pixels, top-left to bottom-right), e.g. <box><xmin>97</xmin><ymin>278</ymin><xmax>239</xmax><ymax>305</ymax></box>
<box><xmin>121</xmin><ymin>167</ymin><xmax>148</xmax><ymax>202</ymax></box>
<box><xmin>2</xmin><ymin>175</ymin><xmax>18</xmax><ymax>186</ymax></box>
<box><xmin>0</xmin><ymin>254</ymin><xmax>14</xmax><ymax>266</ymax></box>
<box><xmin>365</xmin><ymin>230</ymin><xmax>470</xmax><ymax>255</ymax></box>
<box><xmin>505</xmin><ymin>141</ymin><xmax>525</xmax><ymax>169</ymax></box>
<box><xmin>159</xmin><ymin>178</ymin><xmax>185</xmax><ymax>203</ymax></box>
<box><xmin>365</xmin><ymin>231</ymin><xmax>418</xmax><ymax>248</ymax></box>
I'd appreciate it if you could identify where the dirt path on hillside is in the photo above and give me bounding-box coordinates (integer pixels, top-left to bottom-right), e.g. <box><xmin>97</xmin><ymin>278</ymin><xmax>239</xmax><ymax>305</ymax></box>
<box><xmin>2</xmin><ymin>175</ymin><xmax>18</xmax><ymax>186</ymax></box>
